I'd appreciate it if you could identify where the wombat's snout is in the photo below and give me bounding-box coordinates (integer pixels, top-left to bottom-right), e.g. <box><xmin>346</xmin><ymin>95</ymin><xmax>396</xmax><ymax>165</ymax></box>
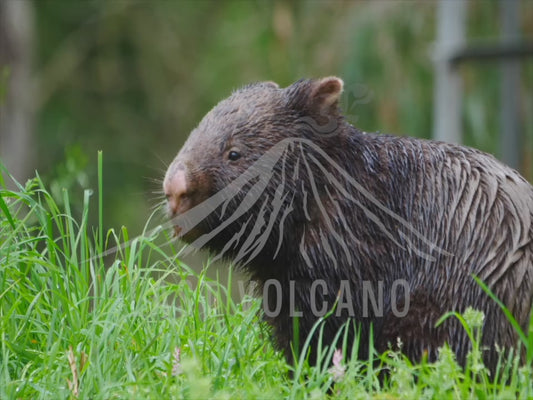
<box><xmin>163</xmin><ymin>163</ymin><xmax>189</xmax><ymax>216</ymax></box>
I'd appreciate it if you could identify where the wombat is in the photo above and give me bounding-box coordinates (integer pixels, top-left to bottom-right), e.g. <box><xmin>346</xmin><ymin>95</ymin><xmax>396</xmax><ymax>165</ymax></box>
<box><xmin>163</xmin><ymin>77</ymin><xmax>533</xmax><ymax>372</ymax></box>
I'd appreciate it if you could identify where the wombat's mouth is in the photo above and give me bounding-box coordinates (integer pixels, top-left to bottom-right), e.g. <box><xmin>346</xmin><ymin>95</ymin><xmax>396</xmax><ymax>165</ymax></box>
<box><xmin>171</xmin><ymin>223</ymin><xmax>205</xmax><ymax>244</ymax></box>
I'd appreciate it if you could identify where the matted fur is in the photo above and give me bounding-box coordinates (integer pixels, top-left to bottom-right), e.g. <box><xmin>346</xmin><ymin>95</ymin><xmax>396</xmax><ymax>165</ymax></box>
<box><xmin>164</xmin><ymin>77</ymin><xmax>533</xmax><ymax>371</ymax></box>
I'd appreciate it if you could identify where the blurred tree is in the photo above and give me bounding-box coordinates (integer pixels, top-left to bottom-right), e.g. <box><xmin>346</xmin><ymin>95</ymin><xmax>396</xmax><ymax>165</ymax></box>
<box><xmin>0</xmin><ymin>0</ymin><xmax>35</xmax><ymax>186</ymax></box>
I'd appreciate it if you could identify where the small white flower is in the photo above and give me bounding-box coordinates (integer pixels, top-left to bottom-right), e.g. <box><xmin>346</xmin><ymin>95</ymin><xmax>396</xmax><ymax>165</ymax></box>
<box><xmin>328</xmin><ymin>349</ymin><xmax>346</xmax><ymax>382</ymax></box>
<box><xmin>172</xmin><ymin>347</ymin><xmax>182</xmax><ymax>376</ymax></box>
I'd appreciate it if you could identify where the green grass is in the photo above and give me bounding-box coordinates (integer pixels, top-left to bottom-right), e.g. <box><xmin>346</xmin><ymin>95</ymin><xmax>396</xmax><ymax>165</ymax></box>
<box><xmin>1</xmin><ymin>161</ymin><xmax>532</xmax><ymax>399</ymax></box>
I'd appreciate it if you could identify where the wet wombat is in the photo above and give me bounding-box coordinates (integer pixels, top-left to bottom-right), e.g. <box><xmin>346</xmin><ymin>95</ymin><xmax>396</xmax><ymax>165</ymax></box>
<box><xmin>163</xmin><ymin>77</ymin><xmax>533</xmax><ymax>371</ymax></box>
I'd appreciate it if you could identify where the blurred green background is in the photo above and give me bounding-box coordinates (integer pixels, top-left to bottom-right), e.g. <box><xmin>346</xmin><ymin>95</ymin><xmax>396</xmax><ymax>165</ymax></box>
<box><xmin>1</xmin><ymin>0</ymin><xmax>532</xmax><ymax>235</ymax></box>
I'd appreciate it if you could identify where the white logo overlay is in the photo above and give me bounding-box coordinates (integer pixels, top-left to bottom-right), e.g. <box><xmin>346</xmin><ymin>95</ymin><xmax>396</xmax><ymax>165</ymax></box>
<box><xmin>103</xmin><ymin>90</ymin><xmax>451</xmax><ymax>319</ymax></box>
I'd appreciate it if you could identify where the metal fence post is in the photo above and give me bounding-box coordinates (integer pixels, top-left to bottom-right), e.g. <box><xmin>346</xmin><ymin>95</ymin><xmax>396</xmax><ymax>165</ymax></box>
<box><xmin>500</xmin><ymin>0</ymin><xmax>521</xmax><ymax>170</ymax></box>
<box><xmin>433</xmin><ymin>0</ymin><xmax>467</xmax><ymax>144</ymax></box>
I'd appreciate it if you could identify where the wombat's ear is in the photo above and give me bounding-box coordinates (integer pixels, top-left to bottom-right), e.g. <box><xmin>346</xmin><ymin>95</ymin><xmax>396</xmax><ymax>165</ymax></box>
<box><xmin>310</xmin><ymin>77</ymin><xmax>344</xmax><ymax>113</ymax></box>
<box><xmin>263</xmin><ymin>81</ymin><xmax>280</xmax><ymax>89</ymax></box>
<box><xmin>287</xmin><ymin>76</ymin><xmax>344</xmax><ymax>115</ymax></box>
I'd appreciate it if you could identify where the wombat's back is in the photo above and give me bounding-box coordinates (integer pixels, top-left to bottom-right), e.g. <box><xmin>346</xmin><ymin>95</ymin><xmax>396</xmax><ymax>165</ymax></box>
<box><xmin>345</xmin><ymin>132</ymin><xmax>533</xmax><ymax>367</ymax></box>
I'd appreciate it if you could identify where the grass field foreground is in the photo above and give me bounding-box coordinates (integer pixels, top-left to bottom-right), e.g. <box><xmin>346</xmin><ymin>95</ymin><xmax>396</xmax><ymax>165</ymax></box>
<box><xmin>0</xmin><ymin>158</ymin><xmax>532</xmax><ymax>399</ymax></box>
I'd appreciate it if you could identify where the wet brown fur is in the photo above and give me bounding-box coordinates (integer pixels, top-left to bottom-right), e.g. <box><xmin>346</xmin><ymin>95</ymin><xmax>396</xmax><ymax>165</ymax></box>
<box><xmin>163</xmin><ymin>78</ymin><xmax>533</xmax><ymax>372</ymax></box>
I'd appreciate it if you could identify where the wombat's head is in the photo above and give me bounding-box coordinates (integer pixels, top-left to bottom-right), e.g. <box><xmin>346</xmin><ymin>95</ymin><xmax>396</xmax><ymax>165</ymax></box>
<box><xmin>163</xmin><ymin>77</ymin><xmax>345</xmax><ymax>256</ymax></box>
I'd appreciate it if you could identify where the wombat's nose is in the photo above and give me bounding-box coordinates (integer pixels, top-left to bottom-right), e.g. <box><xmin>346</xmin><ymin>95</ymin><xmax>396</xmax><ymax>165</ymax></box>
<box><xmin>163</xmin><ymin>167</ymin><xmax>188</xmax><ymax>215</ymax></box>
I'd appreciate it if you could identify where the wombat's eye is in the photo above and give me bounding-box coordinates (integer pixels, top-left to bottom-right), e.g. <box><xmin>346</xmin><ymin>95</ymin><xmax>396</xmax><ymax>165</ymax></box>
<box><xmin>228</xmin><ymin>150</ymin><xmax>241</xmax><ymax>161</ymax></box>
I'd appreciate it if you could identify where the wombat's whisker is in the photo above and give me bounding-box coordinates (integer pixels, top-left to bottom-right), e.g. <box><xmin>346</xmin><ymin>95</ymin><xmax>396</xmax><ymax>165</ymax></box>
<box><xmin>145</xmin><ymin>176</ymin><xmax>165</xmax><ymax>185</ymax></box>
<box><xmin>149</xmin><ymin>200</ymin><xmax>166</xmax><ymax>212</ymax></box>
<box><xmin>151</xmin><ymin>151</ymin><xmax>171</xmax><ymax>171</ymax></box>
